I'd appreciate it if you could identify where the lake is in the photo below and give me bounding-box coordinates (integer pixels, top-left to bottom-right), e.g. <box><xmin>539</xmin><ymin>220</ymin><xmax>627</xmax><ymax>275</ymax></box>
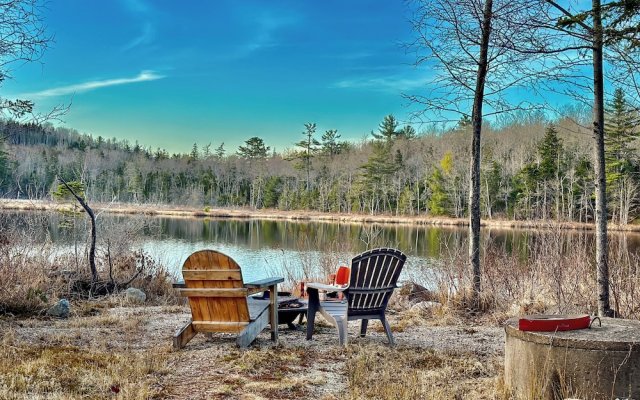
<box><xmin>5</xmin><ymin>211</ymin><xmax>640</xmax><ymax>287</ymax></box>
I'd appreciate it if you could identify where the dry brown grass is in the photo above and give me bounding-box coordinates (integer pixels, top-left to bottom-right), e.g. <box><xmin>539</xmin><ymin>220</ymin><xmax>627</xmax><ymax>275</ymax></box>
<box><xmin>1</xmin><ymin>298</ymin><xmax>505</xmax><ymax>399</ymax></box>
<box><xmin>345</xmin><ymin>344</ymin><xmax>501</xmax><ymax>400</ymax></box>
<box><xmin>0</xmin><ymin>213</ymin><xmax>66</xmax><ymax>315</ymax></box>
<box><xmin>0</xmin><ymin>321</ymin><xmax>168</xmax><ymax>400</ymax></box>
<box><xmin>422</xmin><ymin>228</ymin><xmax>640</xmax><ymax>321</ymax></box>
<box><xmin>0</xmin><ymin>212</ymin><xmax>178</xmax><ymax>317</ymax></box>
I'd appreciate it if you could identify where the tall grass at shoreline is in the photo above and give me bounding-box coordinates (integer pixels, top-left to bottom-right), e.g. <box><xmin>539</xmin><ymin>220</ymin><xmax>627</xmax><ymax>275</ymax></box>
<box><xmin>261</xmin><ymin>221</ymin><xmax>640</xmax><ymax>320</ymax></box>
<box><xmin>0</xmin><ymin>213</ymin><xmax>176</xmax><ymax>316</ymax></box>
<box><xmin>428</xmin><ymin>228</ymin><xmax>640</xmax><ymax>319</ymax></box>
<box><xmin>3</xmin><ymin>210</ymin><xmax>640</xmax><ymax>320</ymax></box>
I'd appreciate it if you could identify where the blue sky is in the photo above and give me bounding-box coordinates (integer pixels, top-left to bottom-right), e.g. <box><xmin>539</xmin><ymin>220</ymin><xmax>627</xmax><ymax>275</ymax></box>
<box><xmin>4</xmin><ymin>0</ymin><xmax>426</xmax><ymax>154</ymax></box>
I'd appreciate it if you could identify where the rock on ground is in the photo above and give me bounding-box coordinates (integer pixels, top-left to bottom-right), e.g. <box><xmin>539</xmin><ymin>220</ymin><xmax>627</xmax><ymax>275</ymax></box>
<box><xmin>46</xmin><ymin>299</ymin><xmax>70</xmax><ymax>318</ymax></box>
<box><xmin>124</xmin><ymin>287</ymin><xmax>147</xmax><ymax>304</ymax></box>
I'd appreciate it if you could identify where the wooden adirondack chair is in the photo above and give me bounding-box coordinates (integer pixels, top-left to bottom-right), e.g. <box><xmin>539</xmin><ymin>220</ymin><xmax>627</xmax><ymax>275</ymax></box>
<box><xmin>173</xmin><ymin>250</ymin><xmax>283</xmax><ymax>349</ymax></box>
<box><xmin>306</xmin><ymin>247</ymin><xmax>406</xmax><ymax>346</ymax></box>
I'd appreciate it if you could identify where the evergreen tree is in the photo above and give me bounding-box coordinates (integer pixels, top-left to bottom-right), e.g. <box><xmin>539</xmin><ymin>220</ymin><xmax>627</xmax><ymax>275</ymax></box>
<box><xmin>190</xmin><ymin>143</ymin><xmax>199</xmax><ymax>161</ymax></box>
<box><xmin>202</xmin><ymin>143</ymin><xmax>211</xmax><ymax>158</ymax></box>
<box><xmin>290</xmin><ymin>123</ymin><xmax>320</xmax><ymax>191</ymax></box>
<box><xmin>359</xmin><ymin>141</ymin><xmax>399</xmax><ymax>212</ymax></box>
<box><xmin>537</xmin><ymin>125</ymin><xmax>563</xmax><ymax>181</ymax></box>
<box><xmin>263</xmin><ymin>176</ymin><xmax>282</xmax><ymax>208</ymax></box>
<box><xmin>321</xmin><ymin>129</ymin><xmax>344</xmax><ymax>158</ymax></box>
<box><xmin>237</xmin><ymin>137</ymin><xmax>269</xmax><ymax>159</ymax></box>
<box><xmin>371</xmin><ymin>114</ymin><xmax>400</xmax><ymax>142</ymax></box>
<box><xmin>215</xmin><ymin>143</ymin><xmax>226</xmax><ymax>158</ymax></box>
<box><xmin>427</xmin><ymin>167</ymin><xmax>449</xmax><ymax>216</ymax></box>
<box><xmin>457</xmin><ymin>114</ymin><xmax>472</xmax><ymax>129</ymax></box>
<box><xmin>361</xmin><ymin>142</ymin><xmax>398</xmax><ymax>181</ymax></box>
<box><xmin>0</xmin><ymin>139</ymin><xmax>7</xmax><ymax>191</ymax></box>
<box><xmin>604</xmin><ymin>88</ymin><xmax>640</xmax><ymax>223</ymax></box>
<box><xmin>399</xmin><ymin>125</ymin><xmax>417</xmax><ymax>139</ymax></box>
<box><xmin>605</xmin><ymin>88</ymin><xmax>638</xmax><ymax>182</ymax></box>
<box><xmin>511</xmin><ymin>125</ymin><xmax>565</xmax><ymax>220</ymax></box>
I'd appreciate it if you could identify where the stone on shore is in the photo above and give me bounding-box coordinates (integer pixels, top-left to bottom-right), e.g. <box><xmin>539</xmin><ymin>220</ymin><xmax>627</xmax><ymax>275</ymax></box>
<box><xmin>46</xmin><ymin>299</ymin><xmax>70</xmax><ymax>318</ymax></box>
<box><xmin>124</xmin><ymin>287</ymin><xmax>147</xmax><ymax>304</ymax></box>
<box><xmin>410</xmin><ymin>301</ymin><xmax>442</xmax><ymax>313</ymax></box>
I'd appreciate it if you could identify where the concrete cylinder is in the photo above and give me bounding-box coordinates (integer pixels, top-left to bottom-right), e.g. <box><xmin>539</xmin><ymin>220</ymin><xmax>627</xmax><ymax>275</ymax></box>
<box><xmin>504</xmin><ymin>317</ymin><xmax>640</xmax><ymax>400</ymax></box>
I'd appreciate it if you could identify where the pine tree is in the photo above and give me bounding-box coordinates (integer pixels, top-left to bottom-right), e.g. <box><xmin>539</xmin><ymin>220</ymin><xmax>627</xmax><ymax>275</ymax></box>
<box><xmin>605</xmin><ymin>88</ymin><xmax>638</xmax><ymax>183</ymax></box>
<box><xmin>321</xmin><ymin>129</ymin><xmax>344</xmax><ymax>158</ymax></box>
<box><xmin>537</xmin><ymin>125</ymin><xmax>563</xmax><ymax>181</ymax></box>
<box><xmin>202</xmin><ymin>143</ymin><xmax>211</xmax><ymax>159</ymax></box>
<box><xmin>399</xmin><ymin>125</ymin><xmax>417</xmax><ymax>139</ymax></box>
<box><xmin>0</xmin><ymin>139</ymin><xmax>8</xmax><ymax>191</ymax></box>
<box><xmin>371</xmin><ymin>114</ymin><xmax>400</xmax><ymax>142</ymax></box>
<box><xmin>290</xmin><ymin>123</ymin><xmax>320</xmax><ymax>191</ymax></box>
<box><xmin>427</xmin><ymin>167</ymin><xmax>449</xmax><ymax>216</ymax></box>
<box><xmin>604</xmin><ymin>88</ymin><xmax>640</xmax><ymax>223</ymax></box>
<box><xmin>237</xmin><ymin>137</ymin><xmax>269</xmax><ymax>159</ymax></box>
<box><xmin>215</xmin><ymin>143</ymin><xmax>226</xmax><ymax>158</ymax></box>
<box><xmin>190</xmin><ymin>143</ymin><xmax>199</xmax><ymax>161</ymax></box>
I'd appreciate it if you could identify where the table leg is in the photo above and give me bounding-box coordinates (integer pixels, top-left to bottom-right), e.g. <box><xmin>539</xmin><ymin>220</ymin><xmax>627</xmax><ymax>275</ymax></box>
<box><xmin>269</xmin><ymin>284</ymin><xmax>278</xmax><ymax>342</ymax></box>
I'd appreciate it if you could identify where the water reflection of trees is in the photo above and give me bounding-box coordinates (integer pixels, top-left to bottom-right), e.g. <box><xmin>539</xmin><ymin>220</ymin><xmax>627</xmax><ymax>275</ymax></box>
<box><xmin>157</xmin><ymin>218</ymin><xmax>476</xmax><ymax>257</ymax></box>
<box><xmin>7</xmin><ymin>212</ymin><xmax>640</xmax><ymax>263</ymax></box>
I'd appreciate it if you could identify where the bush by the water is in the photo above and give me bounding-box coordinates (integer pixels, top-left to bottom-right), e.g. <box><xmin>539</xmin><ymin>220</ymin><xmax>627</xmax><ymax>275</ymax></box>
<box><xmin>0</xmin><ymin>212</ymin><xmax>177</xmax><ymax>316</ymax></box>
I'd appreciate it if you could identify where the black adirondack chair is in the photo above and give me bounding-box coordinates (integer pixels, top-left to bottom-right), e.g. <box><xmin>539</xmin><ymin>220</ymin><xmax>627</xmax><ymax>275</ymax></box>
<box><xmin>306</xmin><ymin>247</ymin><xmax>407</xmax><ymax>345</ymax></box>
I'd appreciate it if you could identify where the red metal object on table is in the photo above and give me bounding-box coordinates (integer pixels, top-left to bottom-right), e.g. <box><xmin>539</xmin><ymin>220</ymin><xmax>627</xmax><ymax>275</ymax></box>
<box><xmin>335</xmin><ymin>266</ymin><xmax>350</xmax><ymax>286</ymax></box>
<box><xmin>518</xmin><ymin>314</ymin><xmax>592</xmax><ymax>332</ymax></box>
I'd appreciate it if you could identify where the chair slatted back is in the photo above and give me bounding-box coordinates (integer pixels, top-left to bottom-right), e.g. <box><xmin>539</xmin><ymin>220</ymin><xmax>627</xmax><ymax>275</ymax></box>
<box><xmin>347</xmin><ymin>248</ymin><xmax>406</xmax><ymax>316</ymax></box>
<box><xmin>182</xmin><ymin>250</ymin><xmax>250</xmax><ymax>329</ymax></box>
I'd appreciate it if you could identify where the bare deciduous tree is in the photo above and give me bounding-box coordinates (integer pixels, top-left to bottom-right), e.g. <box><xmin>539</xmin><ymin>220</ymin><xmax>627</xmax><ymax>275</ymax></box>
<box><xmin>406</xmin><ymin>0</ymin><xmax>549</xmax><ymax>308</ymax></box>
<box><xmin>531</xmin><ymin>0</ymin><xmax>640</xmax><ymax>317</ymax></box>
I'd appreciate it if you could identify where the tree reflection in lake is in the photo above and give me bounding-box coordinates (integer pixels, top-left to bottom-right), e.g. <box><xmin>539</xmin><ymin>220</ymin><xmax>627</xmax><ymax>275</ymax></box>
<box><xmin>5</xmin><ymin>211</ymin><xmax>640</xmax><ymax>289</ymax></box>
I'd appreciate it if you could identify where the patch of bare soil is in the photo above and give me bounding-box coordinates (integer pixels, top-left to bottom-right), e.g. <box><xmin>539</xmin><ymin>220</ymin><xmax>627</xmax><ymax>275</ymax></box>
<box><xmin>0</xmin><ymin>303</ymin><xmax>505</xmax><ymax>399</ymax></box>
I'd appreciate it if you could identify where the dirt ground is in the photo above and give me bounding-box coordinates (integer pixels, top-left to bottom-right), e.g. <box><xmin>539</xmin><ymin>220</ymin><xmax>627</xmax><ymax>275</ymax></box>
<box><xmin>0</xmin><ymin>302</ymin><xmax>505</xmax><ymax>400</ymax></box>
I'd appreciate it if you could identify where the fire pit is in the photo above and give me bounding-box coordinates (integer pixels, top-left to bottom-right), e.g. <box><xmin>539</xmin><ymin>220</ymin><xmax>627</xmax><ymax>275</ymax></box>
<box><xmin>252</xmin><ymin>291</ymin><xmax>307</xmax><ymax>329</ymax></box>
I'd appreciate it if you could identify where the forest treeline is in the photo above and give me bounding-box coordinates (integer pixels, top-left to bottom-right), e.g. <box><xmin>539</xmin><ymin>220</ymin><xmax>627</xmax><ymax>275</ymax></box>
<box><xmin>1</xmin><ymin>90</ymin><xmax>639</xmax><ymax>224</ymax></box>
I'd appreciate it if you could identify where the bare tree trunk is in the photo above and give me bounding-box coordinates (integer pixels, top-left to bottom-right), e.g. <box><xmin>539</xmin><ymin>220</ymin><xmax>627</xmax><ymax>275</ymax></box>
<box><xmin>592</xmin><ymin>0</ymin><xmax>611</xmax><ymax>317</ymax></box>
<box><xmin>59</xmin><ymin>177</ymin><xmax>99</xmax><ymax>283</ymax></box>
<box><xmin>469</xmin><ymin>0</ymin><xmax>493</xmax><ymax>308</ymax></box>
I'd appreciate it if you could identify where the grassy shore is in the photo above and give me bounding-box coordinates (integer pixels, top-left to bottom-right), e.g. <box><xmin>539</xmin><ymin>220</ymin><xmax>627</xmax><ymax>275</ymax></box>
<box><xmin>3</xmin><ymin>199</ymin><xmax>640</xmax><ymax>398</ymax></box>
<box><xmin>2</xmin><ymin>198</ymin><xmax>640</xmax><ymax>233</ymax></box>
<box><xmin>0</xmin><ymin>296</ymin><xmax>505</xmax><ymax>400</ymax></box>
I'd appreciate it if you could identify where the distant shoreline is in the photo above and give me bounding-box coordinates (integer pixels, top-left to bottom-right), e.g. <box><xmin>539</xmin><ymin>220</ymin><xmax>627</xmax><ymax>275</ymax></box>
<box><xmin>2</xmin><ymin>198</ymin><xmax>640</xmax><ymax>233</ymax></box>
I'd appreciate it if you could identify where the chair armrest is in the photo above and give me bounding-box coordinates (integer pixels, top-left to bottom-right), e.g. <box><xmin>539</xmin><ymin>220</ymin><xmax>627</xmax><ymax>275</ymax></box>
<box><xmin>306</xmin><ymin>282</ymin><xmax>348</xmax><ymax>293</ymax></box>
<box><xmin>174</xmin><ymin>278</ymin><xmax>284</xmax><ymax>290</ymax></box>
<box><xmin>244</xmin><ymin>277</ymin><xmax>284</xmax><ymax>289</ymax></box>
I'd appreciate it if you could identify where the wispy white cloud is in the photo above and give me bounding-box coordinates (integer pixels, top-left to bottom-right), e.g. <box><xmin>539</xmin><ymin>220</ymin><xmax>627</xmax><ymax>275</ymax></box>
<box><xmin>233</xmin><ymin>11</ymin><xmax>301</xmax><ymax>58</ymax></box>
<box><xmin>332</xmin><ymin>74</ymin><xmax>434</xmax><ymax>92</ymax></box>
<box><xmin>122</xmin><ymin>22</ymin><xmax>155</xmax><ymax>51</ymax></box>
<box><xmin>119</xmin><ymin>0</ymin><xmax>155</xmax><ymax>51</ymax></box>
<box><xmin>17</xmin><ymin>70</ymin><xmax>165</xmax><ymax>99</ymax></box>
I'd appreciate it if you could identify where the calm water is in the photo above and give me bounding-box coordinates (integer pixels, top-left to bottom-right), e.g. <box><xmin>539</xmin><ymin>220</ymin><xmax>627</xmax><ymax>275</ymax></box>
<box><xmin>5</xmin><ymin>211</ymin><xmax>640</xmax><ymax>286</ymax></box>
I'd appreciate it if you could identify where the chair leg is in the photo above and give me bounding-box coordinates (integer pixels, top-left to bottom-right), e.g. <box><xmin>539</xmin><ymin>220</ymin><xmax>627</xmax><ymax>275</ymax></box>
<box><xmin>381</xmin><ymin>315</ymin><xmax>395</xmax><ymax>346</ymax></box>
<box><xmin>336</xmin><ymin>317</ymin><xmax>348</xmax><ymax>346</ymax></box>
<box><xmin>360</xmin><ymin>319</ymin><xmax>369</xmax><ymax>337</ymax></box>
<box><xmin>306</xmin><ymin>288</ymin><xmax>320</xmax><ymax>340</ymax></box>
<box><xmin>173</xmin><ymin>321</ymin><xmax>196</xmax><ymax>350</ymax></box>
